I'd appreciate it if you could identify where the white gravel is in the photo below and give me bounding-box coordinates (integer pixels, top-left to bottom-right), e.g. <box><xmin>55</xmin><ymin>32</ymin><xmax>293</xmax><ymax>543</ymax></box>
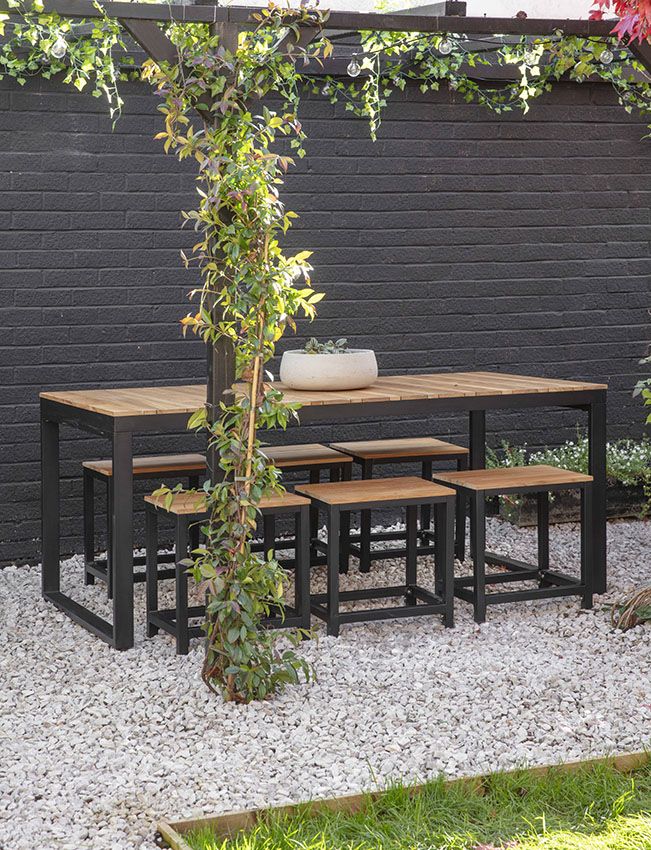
<box><xmin>1</xmin><ymin>518</ymin><xmax>650</xmax><ymax>850</ymax></box>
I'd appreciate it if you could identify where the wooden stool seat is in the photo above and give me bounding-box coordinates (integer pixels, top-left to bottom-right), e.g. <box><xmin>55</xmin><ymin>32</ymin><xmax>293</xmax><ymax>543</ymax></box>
<box><xmin>264</xmin><ymin>444</ymin><xmax>353</xmax><ymax>469</ymax></box>
<box><xmin>296</xmin><ymin>476</ymin><xmax>456</xmax><ymax>507</ymax></box>
<box><xmin>431</xmin><ymin>465</ymin><xmax>593</xmax><ymax>623</ymax></box>
<box><xmin>83</xmin><ymin>453</ymin><xmax>206</xmax><ymax>477</ymax></box>
<box><xmin>330</xmin><ymin>437</ymin><xmax>468</xmax><ymax>461</ymax></box>
<box><xmin>433</xmin><ymin>464</ymin><xmax>592</xmax><ymax>495</ymax></box>
<box><xmin>144</xmin><ymin>490</ymin><xmax>311</xmax><ymax>515</ymax></box>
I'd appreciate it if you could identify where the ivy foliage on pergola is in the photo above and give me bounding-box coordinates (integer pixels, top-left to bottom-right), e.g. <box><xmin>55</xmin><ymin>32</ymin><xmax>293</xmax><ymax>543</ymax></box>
<box><xmin>1</xmin><ymin>0</ymin><xmax>650</xmax><ymax>702</ymax></box>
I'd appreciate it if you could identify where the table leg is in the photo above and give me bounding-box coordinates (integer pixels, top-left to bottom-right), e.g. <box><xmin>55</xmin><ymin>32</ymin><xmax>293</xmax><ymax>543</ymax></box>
<box><xmin>41</xmin><ymin>410</ymin><xmax>60</xmax><ymax>596</ymax></box>
<box><xmin>469</xmin><ymin>410</ymin><xmax>486</xmax><ymax>470</ymax></box>
<box><xmin>588</xmin><ymin>395</ymin><xmax>607</xmax><ymax>594</ymax></box>
<box><xmin>111</xmin><ymin>431</ymin><xmax>134</xmax><ymax>650</ymax></box>
<box><xmin>468</xmin><ymin>410</ymin><xmax>486</xmax><ymax>562</ymax></box>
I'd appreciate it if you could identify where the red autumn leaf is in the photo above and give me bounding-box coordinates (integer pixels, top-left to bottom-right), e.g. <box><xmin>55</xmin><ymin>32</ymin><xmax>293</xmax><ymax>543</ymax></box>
<box><xmin>591</xmin><ymin>0</ymin><xmax>651</xmax><ymax>40</ymax></box>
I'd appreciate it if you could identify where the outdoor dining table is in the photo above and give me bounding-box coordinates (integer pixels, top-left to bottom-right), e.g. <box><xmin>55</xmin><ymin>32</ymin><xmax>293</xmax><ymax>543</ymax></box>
<box><xmin>40</xmin><ymin>371</ymin><xmax>607</xmax><ymax>650</ymax></box>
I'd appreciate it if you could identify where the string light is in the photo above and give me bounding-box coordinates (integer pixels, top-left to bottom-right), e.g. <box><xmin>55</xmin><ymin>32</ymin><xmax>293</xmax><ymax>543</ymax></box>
<box><xmin>50</xmin><ymin>34</ymin><xmax>68</xmax><ymax>59</ymax></box>
<box><xmin>322</xmin><ymin>83</ymin><xmax>331</xmax><ymax>96</ymax></box>
<box><xmin>600</xmin><ymin>48</ymin><xmax>614</xmax><ymax>65</ymax></box>
<box><xmin>438</xmin><ymin>38</ymin><xmax>453</xmax><ymax>55</ymax></box>
<box><xmin>347</xmin><ymin>54</ymin><xmax>361</xmax><ymax>77</ymax></box>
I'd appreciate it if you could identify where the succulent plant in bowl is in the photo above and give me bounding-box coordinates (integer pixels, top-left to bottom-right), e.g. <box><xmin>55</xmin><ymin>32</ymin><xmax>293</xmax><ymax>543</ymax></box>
<box><xmin>304</xmin><ymin>337</ymin><xmax>349</xmax><ymax>355</ymax></box>
<box><xmin>280</xmin><ymin>337</ymin><xmax>378</xmax><ymax>391</ymax></box>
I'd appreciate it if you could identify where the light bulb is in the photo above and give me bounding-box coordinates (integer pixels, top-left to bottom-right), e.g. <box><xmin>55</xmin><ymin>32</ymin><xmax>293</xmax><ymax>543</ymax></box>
<box><xmin>347</xmin><ymin>55</ymin><xmax>361</xmax><ymax>77</ymax></box>
<box><xmin>50</xmin><ymin>34</ymin><xmax>68</xmax><ymax>60</ymax></box>
<box><xmin>600</xmin><ymin>48</ymin><xmax>613</xmax><ymax>65</ymax></box>
<box><xmin>438</xmin><ymin>38</ymin><xmax>453</xmax><ymax>56</ymax></box>
<box><xmin>322</xmin><ymin>83</ymin><xmax>331</xmax><ymax>96</ymax></box>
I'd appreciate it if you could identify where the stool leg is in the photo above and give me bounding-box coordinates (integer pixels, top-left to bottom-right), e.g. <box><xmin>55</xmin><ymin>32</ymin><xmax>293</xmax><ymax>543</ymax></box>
<box><xmin>188</xmin><ymin>475</ymin><xmax>201</xmax><ymax>555</ymax></box>
<box><xmin>455</xmin><ymin>456</ymin><xmax>468</xmax><ymax>562</ymax></box>
<box><xmin>309</xmin><ymin>468</ymin><xmax>320</xmax><ymax>563</ymax></box>
<box><xmin>145</xmin><ymin>506</ymin><xmax>159</xmax><ymax>637</ymax></box>
<box><xmin>437</xmin><ymin>498</ymin><xmax>455</xmax><ymax>628</ymax></box>
<box><xmin>405</xmin><ymin>505</ymin><xmax>417</xmax><ymax>605</ymax></box>
<box><xmin>580</xmin><ymin>486</ymin><xmax>594</xmax><ymax>609</ymax></box>
<box><xmin>469</xmin><ymin>410</ymin><xmax>486</xmax><ymax>563</ymax></box>
<box><xmin>434</xmin><ymin>501</ymin><xmax>444</xmax><ymax>598</ymax></box>
<box><xmin>326</xmin><ymin>506</ymin><xmax>340</xmax><ymax>637</ymax></box>
<box><xmin>339</xmin><ymin>463</ymin><xmax>351</xmax><ymax>574</ymax></box>
<box><xmin>420</xmin><ymin>460</ymin><xmax>432</xmax><ymax>537</ymax></box>
<box><xmin>296</xmin><ymin>505</ymin><xmax>311</xmax><ymax>632</ymax></box>
<box><xmin>359</xmin><ymin>459</ymin><xmax>373</xmax><ymax>573</ymax></box>
<box><xmin>537</xmin><ymin>491</ymin><xmax>550</xmax><ymax>585</ymax></box>
<box><xmin>106</xmin><ymin>481</ymin><xmax>114</xmax><ymax>600</ymax></box>
<box><xmin>83</xmin><ymin>469</ymin><xmax>95</xmax><ymax>585</ymax></box>
<box><xmin>175</xmin><ymin>517</ymin><xmax>190</xmax><ymax>655</ymax></box>
<box><xmin>263</xmin><ymin>514</ymin><xmax>276</xmax><ymax>561</ymax></box>
<box><xmin>470</xmin><ymin>492</ymin><xmax>487</xmax><ymax>624</ymax></box>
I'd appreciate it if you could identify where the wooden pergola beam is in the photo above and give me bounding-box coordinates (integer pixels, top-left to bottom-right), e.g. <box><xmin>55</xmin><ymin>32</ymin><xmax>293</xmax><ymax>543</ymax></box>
<box><xmin>0</xmin><ymin>0</ymin><xmax>624</xmax><ymax>37</ymax></box>
<box><xmin>627</xmin><ymin>37</ymin><xmax>651</xmax><ymax>71</ymax></box>
<box><xmin>120</xmin><ymin>18</ymin><xmax>177</xmax><ymax>65</ymax></box>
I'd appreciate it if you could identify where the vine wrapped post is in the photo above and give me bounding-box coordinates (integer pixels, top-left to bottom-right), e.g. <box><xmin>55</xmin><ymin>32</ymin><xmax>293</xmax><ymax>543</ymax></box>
<box><xmin>146</xmin><ymin>7</ymin><xmax>330</xmax><ymax>702</ymax></box>
<box><xmin>204</xmin><ymin>20</ymin><xmax>240</xmax><ymax>484</ymax></box>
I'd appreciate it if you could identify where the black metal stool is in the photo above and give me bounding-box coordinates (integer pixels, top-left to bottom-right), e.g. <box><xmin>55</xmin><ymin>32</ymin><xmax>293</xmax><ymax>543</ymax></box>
<box><xmin>329</xmin><ymin>438</ymin><xmax>468</xmax><ymax>572</ymax></box>
<box><xmin>432</xmin><ymin>464</ymin><xmax>594</xmax><ymax>623</ymax></box>
<box><xmin>144</xmin><ymin>491</ymin><xmax>312</xmax><ymax>654</ymax></box>
<box><xmin>296</xmin><ymin>476</ymin><xmax>456</xmax><ymax>637</ymax></box>
<box><xmin>82</xmin><ymin>453</ymin><xmax>206</xmax><ymax>597</ymax></box>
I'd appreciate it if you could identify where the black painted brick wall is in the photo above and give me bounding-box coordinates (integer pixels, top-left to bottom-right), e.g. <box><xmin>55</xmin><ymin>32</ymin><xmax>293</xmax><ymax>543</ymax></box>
<box><xmin>1</xmin><ymin>75</ymin><xmax>650</xmax><ymax>565</ymax></box>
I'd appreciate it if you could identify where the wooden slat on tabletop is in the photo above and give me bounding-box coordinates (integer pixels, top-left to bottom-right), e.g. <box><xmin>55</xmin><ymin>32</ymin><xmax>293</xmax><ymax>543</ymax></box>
<box><xmin>471</xmin><ymin>372</ymin><xmax>607</xmax><ymax>391</ymax></box>
<box><xmin>371</xmin><ymin>376</ymin><xmax>463</xmax><ymax>398</ymax></box>
<box><xmin>440</xmin><ymin>373</ymin><xmax>541</xmax><ymax>394</ymax></box>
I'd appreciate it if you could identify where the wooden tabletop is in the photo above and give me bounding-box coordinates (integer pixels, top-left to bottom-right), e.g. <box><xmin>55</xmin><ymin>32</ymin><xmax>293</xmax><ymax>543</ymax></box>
<box><xmin>40</xmin><ymin>372</ymin><xmax>607</xmax><ymax>418</ymax></box>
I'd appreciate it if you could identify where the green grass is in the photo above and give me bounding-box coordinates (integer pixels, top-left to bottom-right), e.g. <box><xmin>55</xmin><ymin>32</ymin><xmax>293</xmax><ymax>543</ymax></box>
<box><xmin>186</xmin><ymin>761</ymin><xmax>651</xmax><ymax>850</ymax></box>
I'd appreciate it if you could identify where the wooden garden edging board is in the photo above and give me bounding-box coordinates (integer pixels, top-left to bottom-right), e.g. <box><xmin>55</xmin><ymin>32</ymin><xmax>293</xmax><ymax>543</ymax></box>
<box><xmin>157</xmin><ymin>749</ymin><xmax>650</xmax><ymax>850</ymax></box>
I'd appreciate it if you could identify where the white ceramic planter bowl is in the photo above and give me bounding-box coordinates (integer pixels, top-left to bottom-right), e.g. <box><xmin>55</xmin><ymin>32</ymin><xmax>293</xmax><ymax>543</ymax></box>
<box><xmin>280</xmin><ymin>349</ymin><xmax>378</xmax><ymax>391</ymax></box>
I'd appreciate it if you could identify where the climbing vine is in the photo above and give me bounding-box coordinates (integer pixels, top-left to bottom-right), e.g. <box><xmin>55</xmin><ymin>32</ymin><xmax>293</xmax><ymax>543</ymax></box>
<box><xmin>317</xmin><ymin>30</ymin><xmax>651</xmax><ymax>139</ymax></box>
<box><xmin>1</xmin><ymin>0</ymin><xmax>650</xmax><ymax>702</ymax></box>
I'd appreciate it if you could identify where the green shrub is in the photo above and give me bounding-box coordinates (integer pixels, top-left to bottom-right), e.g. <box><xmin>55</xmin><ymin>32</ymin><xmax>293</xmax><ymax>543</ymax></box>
<box><xmin>488</xmin><ymin>434</ymin><xmax>651</xmax><ymax>491</ymax></box>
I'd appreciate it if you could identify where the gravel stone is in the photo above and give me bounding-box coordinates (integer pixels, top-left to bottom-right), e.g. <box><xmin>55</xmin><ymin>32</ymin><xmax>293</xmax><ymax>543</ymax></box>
<box><xmin>0</xmin><ymin>518</ymin><xmax>649</xmax><ymax>850</ymax></box>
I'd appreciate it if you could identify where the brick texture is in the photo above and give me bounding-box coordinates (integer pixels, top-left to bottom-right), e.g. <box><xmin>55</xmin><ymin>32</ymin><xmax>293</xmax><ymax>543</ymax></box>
<box><xmin>1</xmin><ymin>75</ymin><xmax>649</xmax><ymax>565</ymax></box>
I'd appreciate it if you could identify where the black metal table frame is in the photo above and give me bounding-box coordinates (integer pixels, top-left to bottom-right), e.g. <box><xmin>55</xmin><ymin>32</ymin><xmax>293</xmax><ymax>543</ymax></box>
<box><xmin>40</xmin><ymin>386</ymin><xmax>607</xmax><ymax>650</ymax></box>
